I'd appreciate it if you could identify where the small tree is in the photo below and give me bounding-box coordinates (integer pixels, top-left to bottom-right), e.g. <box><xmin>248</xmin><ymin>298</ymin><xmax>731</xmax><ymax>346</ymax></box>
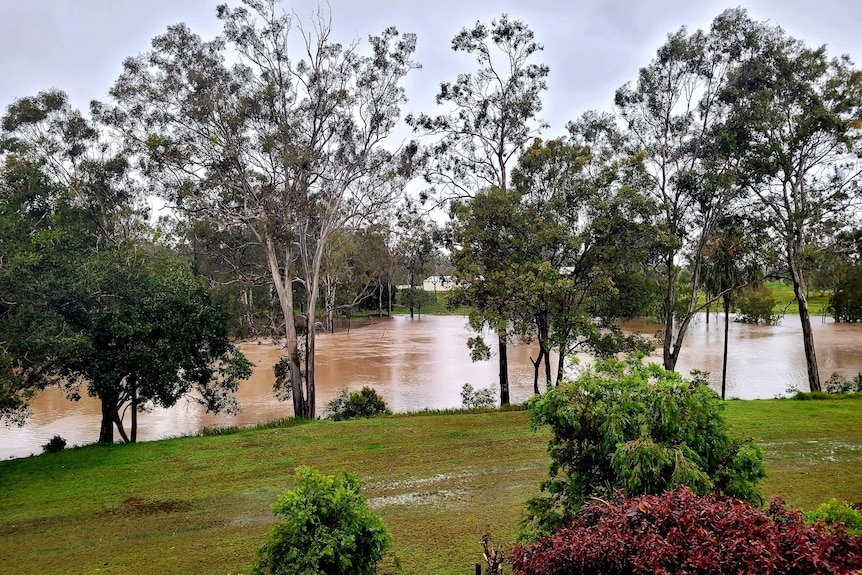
<box><xmin>736</xmin><ymin>285</ymin><xmax>778</xmax><ymax>324</ymax></box>
<box><xmin>523</xmin><ymin>355</ymin><xmax>765</xmax><ymax>538</ymax></box>
<box><xmin>255</xmin><ymin>466</ymin><xmax>391</xmax><ymax>575</ymax></box>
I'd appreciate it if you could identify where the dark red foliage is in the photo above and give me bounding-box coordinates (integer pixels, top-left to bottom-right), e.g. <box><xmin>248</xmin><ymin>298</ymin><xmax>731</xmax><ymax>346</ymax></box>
<box><xmin>511</xmin><ymin>487</ymin><xmax>862</xmax><ymax>575</ymax></box>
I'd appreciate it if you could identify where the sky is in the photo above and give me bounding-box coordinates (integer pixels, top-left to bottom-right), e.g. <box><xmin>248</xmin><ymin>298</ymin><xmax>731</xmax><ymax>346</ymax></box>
<box><xmin>1</xmin><ymin>0</ymin><xmax>860</xmax><ymax>139</ymax></box>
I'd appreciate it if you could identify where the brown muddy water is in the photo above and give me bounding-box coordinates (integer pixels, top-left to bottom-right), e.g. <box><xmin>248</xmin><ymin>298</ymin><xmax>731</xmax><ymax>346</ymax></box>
<box><xmin>2</xmin><ymin>313</ymin><xmax>860</xmax><ymax>459</ymax></box>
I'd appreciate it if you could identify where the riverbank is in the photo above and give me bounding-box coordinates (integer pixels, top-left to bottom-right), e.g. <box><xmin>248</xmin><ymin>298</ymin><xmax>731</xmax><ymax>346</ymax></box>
<box><xmin>1</xmin><ymin>398</ymin><xmax>859</xmax><ymax>575</ymax></box>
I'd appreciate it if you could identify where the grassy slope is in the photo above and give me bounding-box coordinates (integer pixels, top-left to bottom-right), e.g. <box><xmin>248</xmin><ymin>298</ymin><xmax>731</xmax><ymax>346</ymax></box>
<box><xmin>1</xmin><ymin>400</ymin><xmax>860</xmax><ymax>575</ymax></box>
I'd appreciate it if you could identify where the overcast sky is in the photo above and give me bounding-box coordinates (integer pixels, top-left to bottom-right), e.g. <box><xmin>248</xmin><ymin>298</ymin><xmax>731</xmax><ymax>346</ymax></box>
<box><xmin>1</xmin><ymin>0</ymin><xmax>860</xmax><ymax>139</ymax></box>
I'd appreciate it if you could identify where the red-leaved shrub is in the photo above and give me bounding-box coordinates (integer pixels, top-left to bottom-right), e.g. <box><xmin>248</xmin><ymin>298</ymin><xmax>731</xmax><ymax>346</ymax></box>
<box><xmin>511</xmin><ymin>487</ymin><xmax>862</xmax><ymax>575</ymax></box>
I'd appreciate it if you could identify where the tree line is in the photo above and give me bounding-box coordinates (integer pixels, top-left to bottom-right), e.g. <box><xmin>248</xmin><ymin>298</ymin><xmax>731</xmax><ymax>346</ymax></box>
<box><xmin>2</xmin><ymin>1</ymin><xmax>861</xmax><ymax>437</ymax></box>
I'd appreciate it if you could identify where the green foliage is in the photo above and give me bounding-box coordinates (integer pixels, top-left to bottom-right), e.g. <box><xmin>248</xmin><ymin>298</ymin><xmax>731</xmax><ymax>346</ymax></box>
<box><xmin>804</xmin><ymin>499</ymin><xmax>862</xmax><ymax>535</ymax></box>
<box><xmin>460</xmin><ymin>383</ymin><xmax>497</xmax><ymax>409</ymax></box>
<box><xmin>825</xmin><ymin>373</ymin><xmax>862</xmax><ymax>394</ymax></box>
<box><xmin>523</xmin><ymin>355</ymin><xmax>765</xmax><ymax>538</ymax></box>
<box><xmin>254</xmin><ymin>466</ymin><xmax>391</xmax><ymax>575</ymax></box>
<box><xmin>41</xmin><ymin>435</ymin><xmax>67</xmax><ymax>454</ymax></box>
<box><xmin>829</xmin><ymin>275</ymin><xmax>862</xmax><ymax>322</ymax></box>
<box><xmin>325</xmin><ymin>387</ymin><xmax>392</xmax><ymax>421</ymax></box>
<box><xmin>736</xmin><ymin>285</ymin><xmax>778</xmax><ymax>323</ymax></box>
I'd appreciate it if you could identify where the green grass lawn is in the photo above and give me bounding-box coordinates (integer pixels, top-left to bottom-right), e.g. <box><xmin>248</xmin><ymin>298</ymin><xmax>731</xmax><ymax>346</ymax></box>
<box><xmin>1</xmin><ymin>399</ymin><xmax>860</xmax><ymax>575</ymax></box>
<box><xmin>765</xmin><ymin>280</ymin><xmax>831</xmax><ymax>317</ymax></box>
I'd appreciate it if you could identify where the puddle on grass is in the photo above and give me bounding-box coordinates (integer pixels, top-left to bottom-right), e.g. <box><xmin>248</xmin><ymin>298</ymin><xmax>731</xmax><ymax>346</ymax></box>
<box><xmin>367</xmin><ymin>471</ymin><xmax>475</xmax><ymax>491</ymax></box>
<box><xmin>367</xmin><ymin>489</ymin><xmax>465</xmax><ymax>509</ymax></box>
<box><xmin>758</xmin><ymin>440</ymin><xmax>862</xmax><ymax>463</ymax></box>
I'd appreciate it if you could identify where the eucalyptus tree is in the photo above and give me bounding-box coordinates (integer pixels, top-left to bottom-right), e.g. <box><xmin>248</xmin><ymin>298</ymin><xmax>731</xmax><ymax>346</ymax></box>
<box><xmin>102</xmin><ymin>0</ymin><xmax>419</xmax><ymax>418</ymax></box>
<box><xmin>720</xmin><ymin>26</ymin><xmax>862</xmax><ymax>391</ymax></box>
<box><xmin>409</xmin><ymin>14</ymin><xmax>548</xmax><ymax>401</ymax></box>
<box><xmin>408</xmin><ymin>14</ymin><xmax>548</xmax><ymax>201</ymax></box>
<box><xmin>615</xmin><ymin>9</ymin><xmax>759</xmax><ymax>372</ymax></box>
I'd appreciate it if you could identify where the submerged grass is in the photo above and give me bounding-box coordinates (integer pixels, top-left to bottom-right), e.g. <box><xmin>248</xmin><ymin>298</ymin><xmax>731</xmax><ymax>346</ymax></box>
<box><xmin>1</xmin><ymin>400</ymin><xmax>860</xmax><ymax>574</ymax></box>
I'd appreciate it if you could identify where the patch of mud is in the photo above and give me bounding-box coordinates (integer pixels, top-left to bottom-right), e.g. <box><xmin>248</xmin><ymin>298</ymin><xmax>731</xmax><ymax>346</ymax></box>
<box><xmin>367</xmin><ymin>471</ymin><xmax>475</xmax><ymax>491</ymax></box>
<box><xmin>104</xmin><ymin>497</ymin><xmax>192</xmax><ymax>517</ymax></box>
<box><xmin>229</xmin><ymin>513</ymin><xmax>273</xmax><ymax>527</ymax></box>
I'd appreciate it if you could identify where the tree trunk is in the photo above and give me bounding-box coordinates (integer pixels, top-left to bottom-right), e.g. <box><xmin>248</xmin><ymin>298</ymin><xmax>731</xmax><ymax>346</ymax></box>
<box><xmin>556</xmin><ymin>342</ymin><xmax>566</xmax><ymax>385</ymax></box>
<box><xmin>498</xmin><ymin>332</ymin><xmax>510</xmax><ymax>405</ymax></box>
<box><xmin>378</xmin><ymin>280</ymin><xmax>383</xmax><ymax>317</ymax></box>
<box><xmin>662</xmin><ymin>254</ymin><xmax>677</xmax><ymax>371</ymax></box>
<box><xmin>790</xmin><ymin>255</ymin><xmax>821</xmax><ymax>392</ymax></box>
<box><xmin>99</xmin><ymin>399</ymin><xmax>115</xmax><ymax>444</ymax></box>
<box><xmin>264</xmin><ymin>237</ymin><xmax>304</xmax><ymax>417</ymax></box>
<box><xmin>530</xmin><ymin>354</ymin><xmax>541</xmax><ymax>396</ymax></box>
<box><xmin>114</xmin><ymin>412</ymin><xmax>130</xmax><ymax>443</ymax></box>
<box><xmin>721</xmin><ymin>295</ymin><xmax>730</xmax><ymax>400</ymax></box>
<box><xmin>130</xmin><ymin>380</ymin><xmax>138</xmax><ymax>443</ymax></box>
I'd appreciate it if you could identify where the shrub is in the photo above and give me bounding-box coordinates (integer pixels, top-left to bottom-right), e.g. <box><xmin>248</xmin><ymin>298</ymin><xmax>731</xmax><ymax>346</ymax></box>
<box><xmin>829</xmin><ymin>275</ymin><xmax>862</xmax><ymax>322</ymax></box>
<box><xmin>511</xmin><ymin>487</ymin><xmax>862</xmax><ymax>575</ymax></box>
<box><xmin>254</xmin><ymin>466</ymin><xmax>391</xmax><ymax>575</ymax></box>
<box><xmin>41</xmin><ymin>435</ymin><xmax>67</xmax><ymax>453</ymax></box>
<box><xmin>325</xmin><ymin>386</ymin><xmax>392</xmax><ymax>421</ymax></box>
<box><xmin>805</xmin><ymin>498</ymin><xmax>862</xmax><ymax>536</ymax></box>
<box><xmin>825</xmin><ymin>372</ymin><xmax>862</xmax><ymax>394</ymax></box>
<box><xmin>736</xmin><ymin>285</ymin><xmax>778</xmax><ymax>323</ymax></box>
<box><xmin>523</xmin><ymin>355</ymin><xmax>765</xmax><ymax>538</ymax></box>
<box><xmin>460</xmin><ymin>383</ymin><xmax>497</xmax><ymax>409</ymax></box>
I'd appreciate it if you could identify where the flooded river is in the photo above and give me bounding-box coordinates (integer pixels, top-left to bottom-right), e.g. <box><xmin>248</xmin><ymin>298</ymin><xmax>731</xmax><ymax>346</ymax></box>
<box><xmin>2</xmin><ymin>313</ymin><xmax>861</xmax><ymax>459</ymax></box>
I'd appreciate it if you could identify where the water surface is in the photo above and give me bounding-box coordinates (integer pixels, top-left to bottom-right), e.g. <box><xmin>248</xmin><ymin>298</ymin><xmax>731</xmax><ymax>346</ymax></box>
<box><xmin>2</xmin><ymin>313</ymin><xmax>859</xmax><ymax>459</ymax></box>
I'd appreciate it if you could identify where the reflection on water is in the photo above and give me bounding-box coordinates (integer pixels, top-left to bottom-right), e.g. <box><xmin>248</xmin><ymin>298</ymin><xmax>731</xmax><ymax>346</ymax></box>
<box><xmin>2</xmin><ymin>313</ymin><xmax>860</xmax><ymax>459</ymax></box>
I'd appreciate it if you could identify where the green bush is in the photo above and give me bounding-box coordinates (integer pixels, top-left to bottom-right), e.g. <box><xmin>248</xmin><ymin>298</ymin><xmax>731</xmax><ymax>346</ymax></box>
<box><xmin>523</xmin><ymin>355</ymin><xmax>765</xmax><ymax>539</ymax></box>
<box><xmin>41</xmin><ymin>434</ymin><xmax>67</xmax><ymax>454</ymax></box>
<box><xmin>325</xmin><ymin>386</ymin><xmax>392</xmax><ymax>421</ymax></box>
<box><xmin>825</xmin><ymin>372</ymin><xmax>862</xmax><ymax>394</ymax></box>
<box><xmin>254</xmin><ymin>466</ymin><xmax>391</xmax><ymax>575</ymax></box>
<box><xmin>805</xmin><ymin>498</ymin><xmax>862</xmax><ymax>535</ymax></box>
<box><xmin>736</xmin><ymin>284</ymin><xmax>777</xmax><ymax>323</ymax></box>
<box><xmin>829</xmin><ymin>275</ymin><xmax>862</xmax><ymax>322</ymax></box>
<box><xmin>460</xmin><ymin>383</ymin><xmax>497</xmax><ymax>409</ymax></box>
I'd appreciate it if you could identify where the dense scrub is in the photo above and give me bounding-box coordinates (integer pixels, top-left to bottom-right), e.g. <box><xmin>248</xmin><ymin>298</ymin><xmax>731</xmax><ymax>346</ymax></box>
<box><xmin>523</xmin><ymin>355</ymin><xmax>765</xmax><ymax>537</ymax></box>
<box><xmin>512</xmin><ymin>487</ymin><xmax>862</xmax><ymax>575</ymax></box>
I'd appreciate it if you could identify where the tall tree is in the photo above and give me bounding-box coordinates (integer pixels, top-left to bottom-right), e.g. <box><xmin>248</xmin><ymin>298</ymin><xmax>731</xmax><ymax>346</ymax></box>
<box><xmin>722</xmin><ymin>27</ymin><xmax>862</xmax><ymax>391</ymax></box>
<box><xmin>103</xmin><ymin>1</ymin><xmax>418</xmax><ymax>417</ymax></box>
<box><xmin>615</xmin><ymin>9</ymin><xmax>757</xmax><ymax>372</ymax></box>
<box><xmin>409</xmin><ymin>14</ymin><xmax>548</xmax><ymax>401</ymax></box>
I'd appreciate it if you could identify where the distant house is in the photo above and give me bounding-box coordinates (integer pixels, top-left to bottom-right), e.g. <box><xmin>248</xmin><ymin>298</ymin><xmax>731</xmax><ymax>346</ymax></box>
<box><xmin>397</xmin><ymin>275</ymin><xmax>454</xmax><ymax>292</ymax></box>
<box><xmin>423</xmin><ymin>275</ymin><xmax>452</xmax><ymax>292</ymax></box>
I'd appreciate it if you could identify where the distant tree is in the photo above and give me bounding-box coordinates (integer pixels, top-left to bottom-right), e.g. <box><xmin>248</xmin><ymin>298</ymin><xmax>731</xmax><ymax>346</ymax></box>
<box><xmin>394</xmin><ymin>216</ymin><xmax>437</xmax><ymax>319</ymax></box>
<box><xmin>699</xmin><ymin>213</ymin><xmax>772</xmax><ymax>398</ymax></box>
<box><xmin>53</xmin><ymin>252</ymin><xmax>252</xmax><ymax>444</ymax></box>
